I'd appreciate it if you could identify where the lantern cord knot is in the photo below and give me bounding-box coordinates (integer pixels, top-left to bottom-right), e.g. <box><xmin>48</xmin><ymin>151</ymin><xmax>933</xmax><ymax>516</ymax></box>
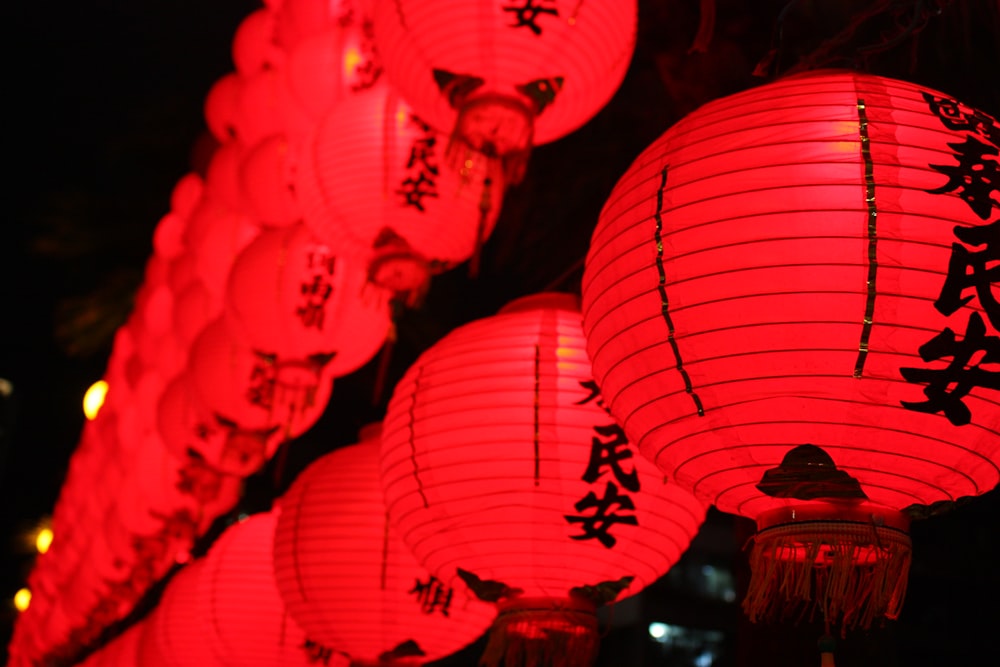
<box><xmin>744</xmin><ymin>505</ymin><xmax>912</xmax><ymax>635</ymax></box>
<box><xmin>480</xmin><ymin>596</ymin><xmax>599</xmax><ymax>667</ymax></box>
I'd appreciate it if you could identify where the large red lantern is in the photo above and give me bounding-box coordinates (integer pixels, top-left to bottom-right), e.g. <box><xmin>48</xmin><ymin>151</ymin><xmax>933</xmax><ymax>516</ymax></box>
<box><xmin>371</xmin><ymin>0</ymin><xmax>637</xmax><ymax>183</ymax></box>
<box><xmin>199</xmin><ymin>511</ymin><xmax>323</xmax><ymax>667</ymax></box>
<box><xmin>295</xmin><ymin>78</ymin><xmax>504</xmax><ymax>293</ymax></box>
<box><xmin>273</xmin><ymin>425</ymin><xmax>496</xmax><ymax>665</ymax></box>
<box><xmin>225</xmin><ymin>222</ymin><xmax>394</xmax><ymax>376</ymax></box>
<box><xmin>581</xmin><ymin>69</ymin><xmax>1000</xmax><ymax>634</ymax></box>
<box><xmin>380</xmin><ymin>293</ymin><xmax>707</xmax><ymax>667</ymax></box>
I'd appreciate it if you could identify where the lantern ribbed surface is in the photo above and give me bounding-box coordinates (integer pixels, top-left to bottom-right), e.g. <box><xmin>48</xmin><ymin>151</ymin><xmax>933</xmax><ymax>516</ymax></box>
<box><xmin>380</xmin><ymin>292</ymin><xmax>706</xmax><ymax>666</ymax></box>
<box><xmin>139</xmin><ymin>561</ymin><xmax>225</xmax><ymax>667</ymax></box>
<box><xmin>581</xmin><ymin>69</ymin><xmax>1000</xmax><ymax>629</ymax></box>
<box><xmin>200</xmin><ymin>511</ymin><xmax>316</xmax><ymax>667</ymax></box>
<box><xmin>296</xmin><ymin>78</ymin><xmax>503</xmax><ymax>270</ymax></box>
<box><xmin>273</xmin><ymin>429</ymin><xmax>495</xmax><ymax>664</ymax></box>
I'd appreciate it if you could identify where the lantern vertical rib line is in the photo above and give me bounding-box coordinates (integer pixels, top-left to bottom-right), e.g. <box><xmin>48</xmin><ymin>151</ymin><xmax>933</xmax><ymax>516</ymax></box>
<box><xmin>533</xmin><ymin>343</ymin><xmax>542</xmax><ymax>486</ymax></box>
<box><xmin>854</xmin><ymin>98</ymin><xmax>879</xmax><ymax>379</ymax></box>
<box><xmin>653</xmin><ymin>165</ymin><xmax>705</xmax><ymax>416</ymax></box>
<box><xmin>409</xmin><ymin>364</ymin><xmax>430</xmax><ymax>508</ymax></box>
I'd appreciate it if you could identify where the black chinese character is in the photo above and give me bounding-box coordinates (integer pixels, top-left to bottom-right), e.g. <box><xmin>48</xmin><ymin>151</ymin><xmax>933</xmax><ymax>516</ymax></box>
<box><xmin>582</xmin><ymin>423</ymin><xmax>640</xmax><ymax>492</ymax></box>
<box><xmin>928</xmin><ymin>135</ymin><xmax>999</xmax><ymax>220</ymax></box>
<box><xmin>575</xmin><ymin>379</ymin><xmax>605</xmax><ymax>409</ymax></box>
<box><xmin>900</xmin><ymin>312</ymin><xmax>1000</xmax><ymax>425</ymax></box>
<box><xmin>405</xmin><ymin>136</ymin><xmax>439</xmax><ymax>175</ymax></box>
<box><xmin>306</xmin><ymin>250</ymin><xmax>336</xmax><ymax>275</ymax></box>
<box><xmin>301</xmin><ymin>639</ymin><xmax>334</xmax><ymax>665</ymax></box>
<box><xmin>503</xmin><ymin>0</ymin><xmax>559</xmax><ymax>36</ymax></box>
<box><xmin>923</xmin><ymin>92</ymin><xmax>1000</xmax><ymax>147</ymax></box>
<box><xmin>934</xmin><ymin>220</ymin><xmax>999</xmax><ymax>328</ymax></box>
<box><xmin>396</xmin><ymin>172</ymin><xmax>439</xmax><ymax>212</ymax></box>
<box><xmin>565</xmin><ymin>482</ymin><xmax>639</xmax><ymax>548</ymax></box>
<box><xmin>297</xmin><ymin>275</ymin><xmax>334</xmax><ymax>329</ymax></box>
<box><xmin>246</xmin><ymin>360</ymin><xmax>276</xmax><ymax>409</ymax></box>
<box><xmin>409</xmin><ymin>576</ymin><xmax>454</xmax><ymax>616</ymax></box>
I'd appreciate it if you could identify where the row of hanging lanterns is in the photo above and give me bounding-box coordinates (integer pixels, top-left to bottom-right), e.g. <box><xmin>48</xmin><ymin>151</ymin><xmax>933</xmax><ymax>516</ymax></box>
<box><xmin>9</xmin><ymin>0</ymin><xmax>998</xmax><ymax>666</ymax></box>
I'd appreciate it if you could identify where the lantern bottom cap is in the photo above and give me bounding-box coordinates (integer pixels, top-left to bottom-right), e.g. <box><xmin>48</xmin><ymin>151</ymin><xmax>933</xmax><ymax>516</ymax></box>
<box><xmin>481</xmin><ymin>596</ymin><xmax>600</xmax><ymax>667</ymax></box>
<box><xmin>745</xmin><ymin>503</ymin><xmax>913</xmax><ymax>634</ymax></box>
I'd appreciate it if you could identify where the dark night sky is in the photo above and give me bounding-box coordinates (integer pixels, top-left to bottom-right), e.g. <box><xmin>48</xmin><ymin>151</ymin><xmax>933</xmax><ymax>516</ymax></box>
<box><xmin>2</xmin><ymin>1</ymin><xmax>999</xmax><ymax>666</ymax></box>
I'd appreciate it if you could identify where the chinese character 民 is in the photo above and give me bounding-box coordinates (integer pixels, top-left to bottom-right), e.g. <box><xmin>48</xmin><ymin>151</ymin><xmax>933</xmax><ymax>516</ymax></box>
<box><xmin>297</xmin><ymin>275</ymin><xmax>334</xmax><ymax>330</ymax></box>
<box><xmin>934</xmin><ymin>220</ymin><xmax>1000</xmax><ymax>329</ymax></box>
<box><xmin>582</xmin><ymin>423</ymin><xmax>640</xmax><ymax>492</ymax></box>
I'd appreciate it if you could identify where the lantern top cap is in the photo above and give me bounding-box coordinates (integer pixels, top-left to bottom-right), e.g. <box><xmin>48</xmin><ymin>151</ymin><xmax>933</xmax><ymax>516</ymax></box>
<box><xmin>499</xmin><ymin>292</ymin><xmax>581</xmax><ymax>315</ymax></box>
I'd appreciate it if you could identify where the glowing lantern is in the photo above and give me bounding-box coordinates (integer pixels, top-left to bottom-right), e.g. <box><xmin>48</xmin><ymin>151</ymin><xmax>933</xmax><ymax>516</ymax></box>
<box><xmin>204</xmin><ymin>72</ymin><xmax>243</xmax><ymax>144</ymax></box>
<box><xmin>380</xmin><ymin>293</ymin><xmax>707</xmax><ymax>667</ymax></box>
<box><xmin>580</xmin><ymin>70</ymin><xmax>1000</xmax><ymax>635</ymax></box>
<box><xmin>225</xmin><ymin>223</ymin><xmax>394</xmax><ymax>376</ymax></box>
<box><xmin>158</xmin><ymin>372</ymin><xmax>283</xmax><ymax>477</ymax></box>
<box><xmin>139</xmin><ymin>561</ymin><xmax>225</xmax><ymax>667</ymax></box>
<box><xmin>238</xmin><ymin>133</ymin><xmax>301</xmax><ymax>228</ymax></box>
<box><xmin>273</xmin><ymin>425</ymin><xmax>496</xmax><ymax>664</ymax></box>
<box><xmin>372</xmin><ymin>0</ymin><xmax>638</xmax><ymax>183</ymax></box>
<box><xmin>281</xmin><ymin>1</ymin><xmax>381</xmax><ymax>121</ymax></box>
<box><xmin>187</xmin><ymin>317</ymin><xmax>337</xmax><ymax>438</ymax></box>
<box><xmin>199</xmin><ymin>511</ymin><xmax>321</xmax><ymax>667</ymax></box>
<box><xmin>232</xmin><ymin>7</ymin><xmax>283</xmax><ymax>75</ymax></box>
<box><xmin>183</xmin><ymin>195</ymin><xmax>260</xmax><ymax>302</ymax></box>
<box><xmin>295</xmin><ymin>79</ymin><xmax>504</xmax><ymax>295</ymax></box>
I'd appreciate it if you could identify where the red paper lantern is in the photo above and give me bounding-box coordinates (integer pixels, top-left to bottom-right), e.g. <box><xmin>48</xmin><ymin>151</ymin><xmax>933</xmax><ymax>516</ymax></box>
<box><xmin>295</xmin><ymin>78</ymin><xmax>504</xmax><ymax>292</ymax></box>
<box><xmin>199</xmin><ymin>511</ymin><xmax>322</xmax><ymax>667</ymax></box>
<box><xmin>581</xmin><ymin>69</ymin><xmax>1000</xmax><ymax>632</ymax></box>
<box><xmin>232</xmin><ymin>7</ymin><xmax>283</xmax><ymax>75</ymax></box>
<box><xmin>183</xmin><ymin>195</ymin><xmax>261</xmax><ymax>302</ymax></box>
<box><xmin>273</xmin><ymin>425</ymin><xmax>496</xmax><ymax>665</ymax></box>
<box><xmin>380</xmin><ymin>293</ymin><xmax>707</xmax><ymax>667</ymax></box>
<box><xmin>139</xmin><ymin>561</ymin><xmax>225</xmax><ymax>667</ymax></box>
<box><xmin>225</xmin><ymin>222</ymin><xmax>394</xmax><ymax>376</ymax></box>
<box><xmin>239</xmin><ymin>133</ymin><xmax>301</xmax><ymax>228</ymax></box>
<box><xmin>204</xmin><ymin>72</ymin><xmax>243</xmax><ymax>144</ymax></box>
<box><xmin>187</xmin><ymin>317</ymin><xmax>337</xmax><ymax>437</ymax></box>
<box><xmin>372</xmin><ymin>0</ymin><xmax>637</xmax><ymax>183</ymax></box>
<box><xmin>158</xmin><ymin>372</ymin><xmax>283</xmax><ymax>477</ymax></box>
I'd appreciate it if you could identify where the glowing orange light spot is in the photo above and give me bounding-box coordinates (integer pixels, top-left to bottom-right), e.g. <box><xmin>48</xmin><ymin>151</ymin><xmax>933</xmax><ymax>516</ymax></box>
<box><xmin>83</xmin><ymin>380</ymin><xmax>108</xmax><ymax>420</ymax></box>
<box><xmin>13</xmin><ymin>588</ymin><xmax>30</xmax><ymax>612</ymax></box>
<box><xmin>35</xmin><ymin>528</ymin><xmax>53</xmax><ymax>554</ymax></box>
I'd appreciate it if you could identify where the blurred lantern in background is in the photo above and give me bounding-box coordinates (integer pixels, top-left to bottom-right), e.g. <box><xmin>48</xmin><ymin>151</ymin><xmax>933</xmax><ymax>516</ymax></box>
<box><xmin>187</xmin><ymin>316</ymin><xmax>337</xmax><ymax>441</ymax></box>
<box><xmin>372</xmin><ymin>0</ymin><xmax>638</xmax><ymax>184</ymax></box>
<box><xmin>273</xmin><ymin>424</ymin><xmax>496</xmax><ymax>665</ymax></box>
<box><xmin>380</xmin><ymin>293</ymin><xmax>707</xmax><ymax>667</ymax></box>
<box><xmin>139</xmin><ymin>561</ymin><xmax>225</xmax><ymax>667</ymax></box>
<box><xmin>199</xmin><ymin>511</ymin><xmax>323</xmax><ymax>667</ymax></box>
<box><xmin>581</xmin><ymin>69</ymin><xmax>1000</xmax><ymax>639</ymax></box>
<box><xmin>225</xmin><ymin>222</ymin><xmax>394</xmax><ymax>377</ymax></box>
<box><xmin>296</xmin><ymin>79</ymin><xmax>504</xmax><ymax>301</ymax></box>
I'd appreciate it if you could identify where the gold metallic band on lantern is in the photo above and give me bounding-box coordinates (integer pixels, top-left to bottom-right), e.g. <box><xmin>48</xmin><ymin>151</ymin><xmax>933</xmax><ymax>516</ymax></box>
<box><xmin>853</xmin><ymin>98</ymin><xmax>879</xmax><ymax>379</ymax></box>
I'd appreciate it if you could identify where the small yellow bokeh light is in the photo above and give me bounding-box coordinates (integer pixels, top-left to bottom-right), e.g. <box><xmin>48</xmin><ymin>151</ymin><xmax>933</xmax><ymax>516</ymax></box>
<box><xmin>83</xmin><ymin>380</ymin><xmax>109</xmax><ymax>420</ymax></box>
<box><xmin>35</xmin><ymin>528</ymin><xmax>53</xmax><ymax>555</ymax></box>
<box><xmin>13</xmin><ymin>588</ymin><xmax>31</xmax><ymax>612</ymax></box>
